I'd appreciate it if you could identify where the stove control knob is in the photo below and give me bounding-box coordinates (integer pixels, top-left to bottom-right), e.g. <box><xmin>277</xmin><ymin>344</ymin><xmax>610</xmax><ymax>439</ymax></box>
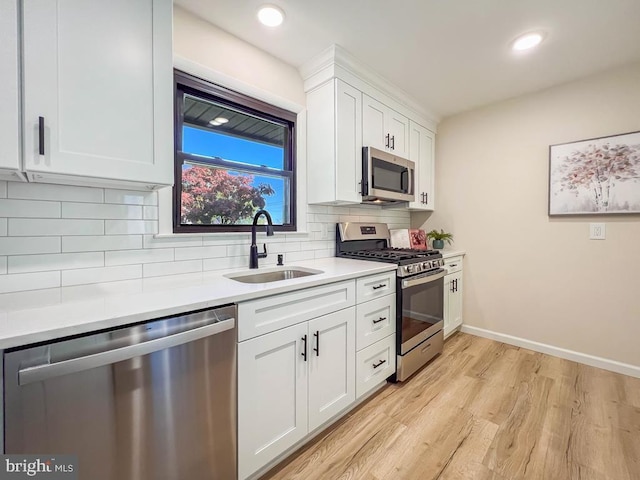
<box><xmin>423</xmin><ymin>262</ymin><xmax>429</xmax><ymax>270</ymax></box>
<box><xmin>406</xmin><ymin>265</ymin><xmax>413</xmax><ymax>274</ymax></box>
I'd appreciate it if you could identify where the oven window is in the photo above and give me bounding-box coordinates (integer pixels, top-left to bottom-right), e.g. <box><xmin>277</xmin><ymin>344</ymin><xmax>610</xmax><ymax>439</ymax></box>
<box><xmin>372</xmin><ymin>158</ymin><xmax>408</xmax><ymax>193</ymax></box>
<box><xmin>401</xmin><ymin>277</ymin><xmax>444</xmax><ymax>346</ymax></box>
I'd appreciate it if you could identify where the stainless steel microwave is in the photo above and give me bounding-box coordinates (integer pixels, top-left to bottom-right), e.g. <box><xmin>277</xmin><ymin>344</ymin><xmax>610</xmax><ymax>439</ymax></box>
<box><xmin>361</xmin><ymin>146</ymin><xmax>415</xmax><ymax>204</ymax></box>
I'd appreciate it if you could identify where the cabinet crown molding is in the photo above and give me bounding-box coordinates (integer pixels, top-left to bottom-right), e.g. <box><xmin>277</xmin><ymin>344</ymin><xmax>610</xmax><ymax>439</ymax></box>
<box><xmin>300</xmin><ymin>44</ymin><xmax>440</xmax><ymax>128</ymax></box>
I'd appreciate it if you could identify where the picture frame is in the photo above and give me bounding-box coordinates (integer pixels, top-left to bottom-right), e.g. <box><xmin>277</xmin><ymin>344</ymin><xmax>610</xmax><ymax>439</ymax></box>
<box><xmin>548</xmin><ymin>130</ymin><xmax>640</xmax><ymax>215</ymax></box>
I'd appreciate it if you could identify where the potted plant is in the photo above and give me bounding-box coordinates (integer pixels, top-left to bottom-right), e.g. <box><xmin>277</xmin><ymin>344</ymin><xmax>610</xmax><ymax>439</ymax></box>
<box><xmin>426</xmin><ymin>229</ymin><xmax>453</xmax><ymax>250</ymax></box>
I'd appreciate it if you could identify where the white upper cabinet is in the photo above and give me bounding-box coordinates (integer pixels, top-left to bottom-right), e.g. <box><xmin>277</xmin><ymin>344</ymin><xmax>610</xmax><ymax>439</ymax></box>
<box><xmin>408</xmin><ymin>121</ymin><xmax>435</xmax><ymax>211</ymax></box>
<box><xmin>362</xmin><ymin>95</ymin><xmax>409</xmax><ymax>157</ymax></box>
<box><xmin>302</xmin><ymin>46</ymin><xmax>437</xmax><ymax>207</ymax></box>
<box><xmin>22</xmin><ymin>0</ymin><xmax>173</xmax><ymax>190</ymax></box>
<box><xmin>307</xmin><ymin>79</ymin><xmax>363</xmax><ymax>204</ymax></box>
<box><xmin>0</xmin><ymin>0</ymin><xmax>24</xmax><ymax>181</ymax></box>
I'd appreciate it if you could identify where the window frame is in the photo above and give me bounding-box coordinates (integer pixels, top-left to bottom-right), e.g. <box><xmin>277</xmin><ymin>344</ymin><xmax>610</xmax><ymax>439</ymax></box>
<box><xmin>173</xmin><ymin>70</ymin><xmax>297</xmax><ymax>233</ymax></box>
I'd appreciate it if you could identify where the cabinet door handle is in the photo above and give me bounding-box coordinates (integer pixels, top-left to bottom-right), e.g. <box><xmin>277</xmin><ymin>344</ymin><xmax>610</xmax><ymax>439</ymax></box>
<box><xmin>38</xmin><ymin>116</ymin><xmax>45</xmax><ymax>155</ymax></box>
<box><xmin>313</xmin><ymin>331</ymin><xmax>319</xmax><ymax>357</ymax></box>
<box><xmin>385</xmin><ymin>133</ymin><xmax>390</xmax><ymax>148</ymax></box>
<box><xmin>301</xmin><ymin>335</ymin><xmax>307</xmax><ymax>361</ymax></box>
<box><xmin>372</xmin><ymin>284</ymin><xmax>386</xmax><ymax>290</ymax></box>
<box><xmin>451</xmin><ymin>281</ymin><xmax>455</xmax><ymax>293</ymax></box>
<box><xmin>454</xmin><ymin>279</ymin><xmax>458</xmax><ymax>292</ymax></box>
<box><xmin>425</xmin><ymin>192</ymin><xmax>428</xmax><ymax>204</ymax></box>
<box><xmin>372</xmin><ymin>317</ymin><xmax>386</xmax><ymax>324</ymax></box>
<box><xmin>372</xmin><ymin>359</ymin><xmax>386</xmax><ymax>369</ymax></box>
<box><xmin>391</xmin><ymin>135</ymin><xmax>395</xmax><ymax>150</ymax></box>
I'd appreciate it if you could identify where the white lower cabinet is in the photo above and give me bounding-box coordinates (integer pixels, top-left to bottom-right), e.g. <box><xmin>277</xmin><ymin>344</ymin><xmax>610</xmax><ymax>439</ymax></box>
<box><xmin>238</xmin><ymin>306</ymin><xmax>356</xmax><ymax>480</ymax></box>
<box><xmin>238</xmin><ymin>322</ymin><xmax>309</xmax><ymax>480</ymax></box>
<box><xmin>443</xmin><ymin>255</ymin><xmax>464</xmax><ymax>337</ymax></box>
<box><xmin>238</xmin><ymin>273</ymin><xmax>396</xmax><ymax>479</ymax></box>
<box><xmin>356</xmin><ymin>333</ymin><xmax>395</xmax><ymax>398</ymax></box>
<box><xmin>308</xmin><ymin>309</ymin><xmax>356</xmax><ymax>431</ymax></box>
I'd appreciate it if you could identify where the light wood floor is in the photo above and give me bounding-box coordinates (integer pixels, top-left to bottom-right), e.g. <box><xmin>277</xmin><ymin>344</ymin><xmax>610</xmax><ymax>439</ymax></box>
<box><xmin>261</xmin><ymin>332</ymin><xmax>640</xmax><ymax>480</ymax></box>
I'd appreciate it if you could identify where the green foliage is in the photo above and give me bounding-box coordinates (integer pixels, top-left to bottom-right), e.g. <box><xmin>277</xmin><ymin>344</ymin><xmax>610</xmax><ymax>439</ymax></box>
<box><xmin>426</xmin><ymin>229</ymin><xmax>454</xmax><ymax>245</ymax></box>
<box><xmin>181</xmin><ymin>166</ymin><xmax>275</xmax><ymax>225</ymax></box>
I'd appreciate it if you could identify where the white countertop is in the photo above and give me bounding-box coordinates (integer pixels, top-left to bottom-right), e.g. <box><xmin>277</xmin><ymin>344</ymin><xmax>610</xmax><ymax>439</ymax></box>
<box><xmin>0</xmin><ymin>258</ymin><xmax>397</xmax><ymax>350</ymax></box>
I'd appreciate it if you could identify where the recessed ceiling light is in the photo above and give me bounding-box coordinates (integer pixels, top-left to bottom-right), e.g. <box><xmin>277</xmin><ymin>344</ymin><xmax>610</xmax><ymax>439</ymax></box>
<box><xmin>214</xmin><ymin>117</ymin><xmax>229</xmax><ymax>124</ymax></box>
<box><xmin>257</xmin><ymin>5</ymin><xmax>285</xmax><ymax>27</ymax></box>
<box><xmin>209</xmin><ymin>120</ymin><xmax>222</xmax><ymax>126</ymax></box>
<box><xmin>512</xmin><ymin>32</ymin><xmax>544</xmax><ymax>51</ymax></box>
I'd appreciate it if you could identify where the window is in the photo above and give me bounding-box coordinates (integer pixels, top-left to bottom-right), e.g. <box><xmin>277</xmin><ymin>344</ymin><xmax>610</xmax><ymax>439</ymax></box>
<box><xmin>173</xmin><ymin>71</ymin><xmax>296</xmax><ymax>233</ymax></box>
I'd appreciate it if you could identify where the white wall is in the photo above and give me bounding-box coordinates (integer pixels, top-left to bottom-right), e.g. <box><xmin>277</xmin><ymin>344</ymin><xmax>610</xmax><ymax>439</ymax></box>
<box><xmin>173</xmin><ymin>6</ymin><xmax>305</xmax><ymax>107</ymax></box>
<box><xmin>419</xmin><ymin>62</ymin><xmax>640</xmax><ymax>367</ymax></box>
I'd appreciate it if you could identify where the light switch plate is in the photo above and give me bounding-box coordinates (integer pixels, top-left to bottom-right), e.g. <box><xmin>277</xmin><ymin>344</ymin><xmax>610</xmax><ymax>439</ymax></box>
<box><xmin>590</xmin><ymin>223</ymin><xmax>606</xmax><ymax>240</ymax></box>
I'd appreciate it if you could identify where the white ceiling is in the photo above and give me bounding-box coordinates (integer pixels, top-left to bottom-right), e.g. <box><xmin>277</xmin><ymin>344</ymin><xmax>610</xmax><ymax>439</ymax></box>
<box><xmin>175</xmin><ymin>0</ymin><xmax>640</xmax><ymax>118</ymax></box>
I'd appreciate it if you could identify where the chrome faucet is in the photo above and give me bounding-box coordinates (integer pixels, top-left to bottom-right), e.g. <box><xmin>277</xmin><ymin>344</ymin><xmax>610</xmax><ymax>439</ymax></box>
<box><xmin>250</xmin><ymin>209</ymin><xmax>274</xmax><ymax>269</ymax></box>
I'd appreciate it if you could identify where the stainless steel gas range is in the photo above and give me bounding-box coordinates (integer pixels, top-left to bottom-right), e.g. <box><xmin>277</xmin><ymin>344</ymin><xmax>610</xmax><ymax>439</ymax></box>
<box><xmin>336</xmin><ymin>222</ymin><xmax>445</xmax><ymax>381</ymax></box>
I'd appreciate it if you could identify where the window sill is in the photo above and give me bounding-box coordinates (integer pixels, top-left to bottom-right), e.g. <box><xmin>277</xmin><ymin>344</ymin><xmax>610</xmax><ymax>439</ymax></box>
<box><xmin>153</xmin><ymin>231</ymin><xmax>310</xmax><ymax>239</ymax></box>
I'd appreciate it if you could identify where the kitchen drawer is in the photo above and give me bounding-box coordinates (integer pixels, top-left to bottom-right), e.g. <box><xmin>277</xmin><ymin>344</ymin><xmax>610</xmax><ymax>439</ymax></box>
<box><xmin>356</xmin><ymin>334</ymin><xmax>395</xmax><ymax>399</ymax></box>
<box><xmin>356</xmin><ymin>294</ymin><xmax>395</xmax><ymax>351</ymax></box>
<box><xmin>444</xmin><ymin>255</ymin><xmax>463</xmax><ymax>274</ymax></box>
<box><xmin>356</xmin><ymin>271</ymin><xmax>395</xmax><ymax>303</ymax></box>
<box><xmin>238</xmin><ymin>280</ymin><xmax>355</xmax><ymax>341</ymax></box>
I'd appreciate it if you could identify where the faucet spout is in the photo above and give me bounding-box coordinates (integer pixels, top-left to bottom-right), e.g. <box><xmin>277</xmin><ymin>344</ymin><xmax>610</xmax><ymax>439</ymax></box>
<box><xmin>250</xmin><ymin>209</ymin><xmax>274</xmax><ymax>269</ymax></box>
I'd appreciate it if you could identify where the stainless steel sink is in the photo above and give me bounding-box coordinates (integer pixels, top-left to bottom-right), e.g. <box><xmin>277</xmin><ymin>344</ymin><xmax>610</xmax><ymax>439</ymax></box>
<box><xmin>225</xmin><ymin>267</ymin><xmax>323</xmax><ymax>284</ymax></box>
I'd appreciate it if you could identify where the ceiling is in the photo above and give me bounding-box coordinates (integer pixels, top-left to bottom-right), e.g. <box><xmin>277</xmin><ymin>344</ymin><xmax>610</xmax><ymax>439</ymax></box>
<box><xmin>175</xmin><ymin>0</ymin><xmax>640</xmax><ymax>118</ymax></box>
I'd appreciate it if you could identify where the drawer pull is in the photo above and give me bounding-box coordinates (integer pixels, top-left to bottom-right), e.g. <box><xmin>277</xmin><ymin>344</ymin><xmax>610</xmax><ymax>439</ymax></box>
<box><xmin>450</xmin><ymin>264</ymin><xmax>458</xmax><ymax>267</ymax></box>
<box><xmin>372</xmin><ymin>317</ymin><xmax>386</xmax><ymax>324</ymax></box>
<box><xmin>372</xmin><ymin>359</ymin><xmax>387</xmax><ymax>369</ymax></box>
<box><xmin>421</xmin><ymin>343</ymin><xmax>432</xmax><ymax>353</ymax></box>
<box><xmin>372</xmin><ymin>284</ymin><xmax>386</xmax><ymax>290</ymax></box>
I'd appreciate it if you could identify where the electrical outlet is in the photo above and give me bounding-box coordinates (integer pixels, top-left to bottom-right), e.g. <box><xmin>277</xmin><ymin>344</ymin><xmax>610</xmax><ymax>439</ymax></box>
<box><xmin>589</xmin><ymin>223</ymin><xmax>606</xmax><ymax>240</ymax></box>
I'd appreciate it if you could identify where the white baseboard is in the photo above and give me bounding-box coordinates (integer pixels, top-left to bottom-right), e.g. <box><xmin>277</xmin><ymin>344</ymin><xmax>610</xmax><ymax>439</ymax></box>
<box><xmin>460</xmin><ymin>325</ymin><xmax>640</xmax><ymax>379</ymax></box>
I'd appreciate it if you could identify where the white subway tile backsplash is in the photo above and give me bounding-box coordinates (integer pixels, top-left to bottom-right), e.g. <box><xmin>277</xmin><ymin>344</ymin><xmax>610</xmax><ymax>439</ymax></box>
<box><xmin>62</xmin><ymin>235</ymin><xmax>142</xmax><ymax>252</ymax></box>
<box><xmin>105</xmin><ymin>220</ymin><xmax>157</xmax><ymax>235</ymax></box>
<box><xmin>104</xmin><ymin>189</ymin><xmax>157</xmax><ymax>205</ymax></box>
<box><xmin>144</xmin><ymin>235</ymin><xmax>202</xmax><ymax>249</ymax></box>
<box><xmin>9</xmin><ymin>218</ymin><xmax>104</xmax><ymax>236</ymax></box>
<box><xmin>314</xmin><ymin>248</ymin><xmax>335</xmax><ymax>259</ymax></box>
<box><xmin>0</xmin><ymin>199</ymin><xmax>61</xmax><ymax>218</ymax></box>
<box><xmin>8</xmin><ymin>252</ymin><xmax>104</xmax><ymax>274</ymax></box>
<box><xmin>0</xmin><ymin>237</ymin><xmax>61</xmax><ymax>255</ymax></box>
<box><xmin>8</xmin><ymin>182</ymin><xmax>104</xmax><ymax>203</ymax></box>
<box><xmin>105</xmin><ymin>248</ymin><xmax>174</xmax><ymax>266</ymax></box>
<box><xmin>0</xmin><ymin>182</ymin><xmax>411</xmax><ymax>292</ymax></box>
<box><xmin>281</xmin><ymin>251</ymin><xmax>315</xmax><ymax>263</ymax></box>
<box><xmin>62</xmin><ymin>203</ymin><xmax>142</xmax><ymax>220</ymax></box>
<box><xmin>174</xmin><ymin>246</ymin><xmax>226</xmax><ymax>261</ymax></box>
<box><xmin>62</xmin><ymin>265</ymin><xmax>142</xmax><ymax>286</ymax></box>
<box><xmin>143</xmin><ymin>260</ymin><xmax>202</xmax><ymax>278</ymax></box>
<box><xmin>0</xmin><ymin>271</ymin><xmax>61</xmax><ymax>294</ymax></box>
<box><xmin>143</xmin><ymin>206</ymin><xmax>158</xmax><ymax>220</ymax></box>
<box><xmin>203</xmin><ymin>256</ymin><xmax>247</xmax><ymax>271</ymax></box>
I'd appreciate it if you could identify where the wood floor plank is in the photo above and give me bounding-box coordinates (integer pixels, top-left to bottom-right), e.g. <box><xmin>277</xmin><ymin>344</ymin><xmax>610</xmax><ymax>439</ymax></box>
<box><xmin>260</xmin><ymin>333</ymin><xmax>640</xmax><ymax>480</ymax></box>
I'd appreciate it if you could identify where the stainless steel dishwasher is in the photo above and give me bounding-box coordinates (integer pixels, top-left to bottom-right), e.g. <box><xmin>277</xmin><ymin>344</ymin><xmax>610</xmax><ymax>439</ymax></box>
<box><xmin>3</xmin><ymin>304</ymin><xmax>237</xmax><ymax>480</ymax></box>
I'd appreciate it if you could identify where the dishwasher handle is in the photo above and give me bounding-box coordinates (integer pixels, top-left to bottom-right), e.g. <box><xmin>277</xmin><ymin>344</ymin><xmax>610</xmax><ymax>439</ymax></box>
<box><xmin>18</xmin><ymin>316</ymin><xmax>235</xmax><ymax>386</ymax></box>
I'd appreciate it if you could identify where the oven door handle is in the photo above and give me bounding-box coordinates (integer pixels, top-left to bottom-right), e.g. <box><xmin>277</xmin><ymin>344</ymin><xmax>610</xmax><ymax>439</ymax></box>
<box><xmin>401</xmin><ymin>269</ymin><xmax>446</xmax><ymax>289</ymax></box>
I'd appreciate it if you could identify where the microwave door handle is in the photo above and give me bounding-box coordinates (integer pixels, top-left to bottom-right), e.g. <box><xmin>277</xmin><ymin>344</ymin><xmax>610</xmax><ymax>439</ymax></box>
<box><xmin>401</xmin><ymin>170</ymin><xmax>407</xmax><ymax>192</ymax></box>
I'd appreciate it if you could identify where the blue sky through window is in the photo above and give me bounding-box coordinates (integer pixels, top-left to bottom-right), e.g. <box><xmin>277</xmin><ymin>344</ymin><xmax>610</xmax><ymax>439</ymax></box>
<box><xmin>182</xmin><ymin>126</ymin><xmax>287</xmax><ymax>224</ymax></box>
